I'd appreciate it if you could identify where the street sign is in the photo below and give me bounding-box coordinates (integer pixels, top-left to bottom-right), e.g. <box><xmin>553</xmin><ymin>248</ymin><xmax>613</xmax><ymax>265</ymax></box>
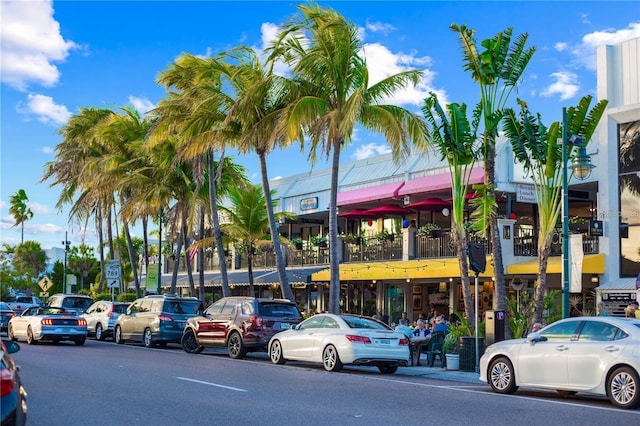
<box><xmin>40</xmin><ymin>291</ymin><xmax>49</xmax><ymax>298</ymax></box>
<box><xmin>106</xmin><ymin>259</ymin><xmax>122</xmax><ymax>279</ymax></box>
<box><xmin>107</xmin><ymin>278</ymin><xmax>120</xmax><ymax>289</ymax></box>
<box><xmin>39</xmin><ymin>276</ymin><xmax>52</xmax><ymax>291</ymax></box>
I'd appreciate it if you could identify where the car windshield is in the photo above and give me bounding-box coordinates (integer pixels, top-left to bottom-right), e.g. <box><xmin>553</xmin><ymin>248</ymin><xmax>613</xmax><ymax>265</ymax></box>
<box><xmin>61</xmin><ymin>297</ymin><xmax>92</xmax><ymax>310</ymax></box>
<box><xmin>41</xmin><ymin>307</ymin><xmax>67</xmax><ymax>315</ymax></box>
<box><xmin>165</xmin><ymin>300</ymin><xmax>200</xmax><ymax>314</ymax></box>
<box><xmin>341</xmin><ymin>316</ymin><xmax>391</xmax><ymax>330</ymax></box>
<box><xmin>258</xmin><ymin>303</ymin><xmax>300</xmax><ymax>317</ymax></box>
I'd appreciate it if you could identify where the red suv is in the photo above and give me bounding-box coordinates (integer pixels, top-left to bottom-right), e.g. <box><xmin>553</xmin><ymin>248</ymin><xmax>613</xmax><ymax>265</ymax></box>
<box><xmin>181</xmin><ymin>297</ymin><xmax>302</xmax><ymax>359</ymax></box>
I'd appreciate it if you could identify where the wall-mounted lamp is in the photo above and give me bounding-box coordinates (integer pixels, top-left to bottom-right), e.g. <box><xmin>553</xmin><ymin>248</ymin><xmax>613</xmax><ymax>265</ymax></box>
<box><xmin>442</xmin><ymin>208</ymin><xmax>450</xmax><ymax>217</ymax></box>
<box><xmin>372</xmin><ymin>280</ymin><xmax>377</xmax><ymax>284</ymax></box>
<box><xmin>449</xmin><ymin>277</ymin><xmax>453</xmax><ymax>282</ymax></box>
<box><xmin>406</xmin><ymin>278</ymin><xmax>411</xmax><ymax>283</ymax></box>
<box><xmin>439</xmin><ymin>282</ymin><xmax>447</xmax><ymax>292</ymax></box>
<box><xmin>591</xmin><ymin>275</ymin><xmax>599</xmax><ymax>284</ymax></box>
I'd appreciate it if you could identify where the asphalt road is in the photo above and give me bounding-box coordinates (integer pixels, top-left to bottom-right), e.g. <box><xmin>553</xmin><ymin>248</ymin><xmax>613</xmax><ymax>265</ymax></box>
<box><xmin>7</xmin><ymin>338</ymin><xmax>639</xmax><ymax>426</ymax></box>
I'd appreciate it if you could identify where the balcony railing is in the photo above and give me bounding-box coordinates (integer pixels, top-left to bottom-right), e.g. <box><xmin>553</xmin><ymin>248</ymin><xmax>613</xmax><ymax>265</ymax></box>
<box><xmin>513</xmin><ymin>226</ymin><xmax>599</xmax><ymax>257</ymax></box>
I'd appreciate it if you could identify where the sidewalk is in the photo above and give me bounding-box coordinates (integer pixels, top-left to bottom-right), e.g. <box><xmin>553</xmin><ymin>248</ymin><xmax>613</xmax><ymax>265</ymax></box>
<box><xmin>395</xmin><ymin>363</ymin><xmax>483</xmax><ymax>384</ymax></box>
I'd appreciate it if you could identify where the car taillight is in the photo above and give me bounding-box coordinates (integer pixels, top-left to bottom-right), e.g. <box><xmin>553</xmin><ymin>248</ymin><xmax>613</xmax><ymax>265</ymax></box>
<box><xmin>7</xmin><ymin>313</ymin><xmax>15</xmax><ymax>320</ymax></box>
<box><xmin>345</xmin><ymin>335</ymin><xmax>372</xmax><ymax>344</ymax></box>
<box><xmin>0</xmin><ymin>369</ymin><xmax>15</xmax><ymax>397</ymax></box>
<box><xmin>399</xmin><ymin>337</ymin><xmax>409</xmax><ymax>346</ymax></box>
<box><xmin>42</xmin><ymin>319</ymin><xmax>54</xmax><ymax>325</ymax></box>
<box><xmin>77</xmin><ymin>319</ymin><xmax>87</xmax><ymax>326</ymax></box>
<box><xmin>107</xmin><ymin>310</ymin><xmax>113</xmax><ymax>318</ymax></box>
<box><xmin>158</xmin><ymin>314</ymin><xmax>174</xmax><ymax>322</ymax></box>
<box><xmin>250</xmin><ymin>316</ymin><xmax>263</xmax><ymax>327</ymax></box>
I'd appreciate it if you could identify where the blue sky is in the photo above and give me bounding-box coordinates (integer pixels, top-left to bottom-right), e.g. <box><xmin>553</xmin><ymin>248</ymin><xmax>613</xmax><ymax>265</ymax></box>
<box><xmin>1</xmin><ymin>0</ymin><xmax>639</xmax><ymax>251</ymax></box>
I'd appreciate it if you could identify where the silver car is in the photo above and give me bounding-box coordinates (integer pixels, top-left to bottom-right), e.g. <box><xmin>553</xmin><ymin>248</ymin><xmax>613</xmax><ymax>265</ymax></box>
<box><xmin>82</xmin><ymin>301</ymin><xmax>130</xmax><ymax>341</ymax></box>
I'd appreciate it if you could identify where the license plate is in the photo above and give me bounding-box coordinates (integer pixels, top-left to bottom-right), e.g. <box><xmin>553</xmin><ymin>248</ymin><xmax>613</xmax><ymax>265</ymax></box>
<box><xmin>377</xmin><ymin>339</ymin><xmax>390</xmax><ymax>345</ymax></box>
<box><xmin>280</xmin><ymin>323</ymin><xmax>290</xmax><ymax>329</ymax></box>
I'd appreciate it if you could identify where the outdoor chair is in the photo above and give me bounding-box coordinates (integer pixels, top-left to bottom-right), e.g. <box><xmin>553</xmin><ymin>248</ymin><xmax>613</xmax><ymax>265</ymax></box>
<box><xmin>421</xmin><ymin>331</ymin><xmax>446</xmax><ymax>367</ymax></box>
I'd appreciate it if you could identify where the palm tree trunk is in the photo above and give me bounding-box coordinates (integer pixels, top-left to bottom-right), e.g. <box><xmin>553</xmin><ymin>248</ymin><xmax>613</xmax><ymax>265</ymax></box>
<box><xmin>328</xmin><ymin>140</ymin><xmax>342</xmax><ymax>314</ymax></box>
<box><xmin>453</xmin><ymin>227</ymin><xmax>475</xmax><ymax>327</ymax></box>
<box><xmin>247</xmin><ymin>245</ymin><xmax>256</xmax><ymax>298</ymax></box>
<box><xmin>124</xmin><ymin>222</ymin><xmax>141</xmax><ymax>298</ymax></box>
<box><xmin>142</xmin><ymin>215</ymin><xmax>149</xmax><ymax>287</ymax></box>
<box><xmin>258</xmin><ymin>152</ymin><xmax>294</xmax><ymax>302</ymax></box>
<box><xmin>170</xmin><ymin>227</ymin><xmax>183</xmax><ymax>295</ymax></box>
<box><xmin>533</xmin><ymin>239</ymin><xmax>552</xmax><ymax>326</ymax></box>
<box><xmin>107</xmin><ymin>207</ymin><xmax>115</xmax><ymax>261</ymax></box>
<box><xmin>97</xmin><ymin>205</ymin><xmax>105</xmax><ymax>293</ymax></box>
<box><xmin>209</xmin><ymin>150</ymin><xmax>231</xmax><ymax>297</ymax></box>
<box><xmin>198</xmin><ymin>206</ymin><xmax>206</xmax><ymax>303</ymax></box>
<box><xmin>183</xmin><ymin>221</ymin><xmax>196</xmax><ymax>297</ymax></box>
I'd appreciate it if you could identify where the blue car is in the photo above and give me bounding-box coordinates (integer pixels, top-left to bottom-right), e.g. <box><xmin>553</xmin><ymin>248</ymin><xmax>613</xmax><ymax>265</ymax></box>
<box><xmin>1</xmin><ymin>339</ymin><xmax>27</xmax><ymax>426</ymax></box>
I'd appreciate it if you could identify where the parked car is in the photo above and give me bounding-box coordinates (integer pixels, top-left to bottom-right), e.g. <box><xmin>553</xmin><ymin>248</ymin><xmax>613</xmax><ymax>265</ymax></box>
<box><xmin>181</xmin><ymin>297</ymin><xmax>303</xmax><ymax>359</ymax></box>
<box><xmin>267</xmin><ymin>313</ymin><xmax>410</xmax><ymax>373</ymax></box>
<box><xmin>1</xmin><ymin>303</ymin><xmax>16</xmax><ymax>333</ymax></box>
<box><xmin>82</xmin><ymin>301</ymin><xmax>130</xmax><ymax>341</ymax></box>
<box><xmin>47</xmin><ymin>294</ymin><xmax>94</xmax><ymax>316</ymax></box>
<box><xmin>479</xmin><ymin>316</ymin><xmax>640</xmax><ymax>409</ymax></box>
<box><xmin>8</xmin><ymin>306</ymin><xmax>87</xmax><ymax>345</ymax></box>
<box><xmin>1</xmin><ymin>339</ymin><xmax>27</xmax><ymax>426</ymax></box>
<box><xmin>5</xmin><ymin>296</ymin><xmax>44</xmax><ymax>313</ymax></box>
<box><xmin>115</xmin><ymin>294</ymin><xmax>200</xmax><ymax>348</ymax></box>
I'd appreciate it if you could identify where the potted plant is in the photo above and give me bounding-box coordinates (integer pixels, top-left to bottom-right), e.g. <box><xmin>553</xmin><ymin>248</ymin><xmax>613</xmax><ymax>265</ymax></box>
<box><xmin>375</xmin><ymin>229</ymin><xmax>394</xmax><ymax>241</ymax></box>
<box><xmin>310</xmin><ymin>235</ymin><xmax>328</xmax><ymax>248</ymax></box>
<box><xmin>291</xmin><ymin>238</ymin><xmax>303</xmax><ymax>250</ymax></box>
<box><xmin>417</xmin><ymin>223</ymin><xmax>441</xmax><ymax>238</ymax></box>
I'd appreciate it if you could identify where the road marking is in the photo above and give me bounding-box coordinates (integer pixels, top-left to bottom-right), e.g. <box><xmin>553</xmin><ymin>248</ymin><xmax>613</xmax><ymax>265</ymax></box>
<box><xmin>176</xmin><ymin>376</ymin><xmax>248</xmax><ymax>392</ymax></box>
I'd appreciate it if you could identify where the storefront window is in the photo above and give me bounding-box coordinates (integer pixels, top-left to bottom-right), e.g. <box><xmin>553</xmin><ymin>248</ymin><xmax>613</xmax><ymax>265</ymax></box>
<box><xmin>619</xmin><ymin>120</ymin><xmax>640</xmax><ymax>277</ymax></box>
<box><xmin>385</xmin><ymin>284</ymin><xmax>405</xmax><ymax>326</ymax></box>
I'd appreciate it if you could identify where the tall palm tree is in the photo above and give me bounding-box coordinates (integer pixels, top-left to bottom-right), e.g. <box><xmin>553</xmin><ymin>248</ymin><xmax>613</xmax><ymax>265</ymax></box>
<box><xmin>450</xmin><ymin>25</ymin><xmax>535</xmax><ymax>323</ymax></box>
<box><xmin>223</xmin><ymin>46</ymin><xmax>298</xmax><ymax>301</ymax></box>
<box><xmin>503</xmin><ymin>95</ymin><xmax>608</xmax><ymax>325</ymax></box>
<box><xmin>422</xmin><ymin>93</ymin><xmax>482</xmax><ymax>327</ymax></box>
<box><xmin>9</xmin><ymin>189</ymin><xmax>33</xmax><ymax>243</ymax></box>
<box><xmin>267</xmin><ymin>3</ymin><xmax>430</xmax><ymax>313</ymax></box>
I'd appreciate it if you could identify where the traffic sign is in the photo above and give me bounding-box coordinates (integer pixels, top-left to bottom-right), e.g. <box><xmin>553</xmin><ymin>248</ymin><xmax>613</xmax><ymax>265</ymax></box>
<box><xmin>106</xmin><ymin>259</ymin><xmax>121</xmax><ymax>279</ymax></box>
<box><xmin>107</xmin><ymin>278</ymin><xmax>120</xmax><ymax>289</ymax></box>
<box><xmin>40</xmin><ymin>291</ymin><xmax>49</xmax><ymax>298</ymax></box>
<box><xmin>39</xmin><ymin>276</ymin><xmax>53</xmax><ymax>291</ymax></box>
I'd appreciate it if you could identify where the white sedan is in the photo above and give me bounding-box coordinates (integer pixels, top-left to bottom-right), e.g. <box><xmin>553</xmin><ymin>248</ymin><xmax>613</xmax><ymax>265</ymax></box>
<box><xmin>479</xmin><ymin>316</ymin><xmax>640</xmax><ymax>409</ymax></box>
<box><xmin>268</xmin><ymin>313</ymin><xmax>410</xmax><ymax>374</ymax></box>
<box><xmin>8</xmin><ymin>306</ymin><xmax>88</xmax><ymax>346</ymax></box>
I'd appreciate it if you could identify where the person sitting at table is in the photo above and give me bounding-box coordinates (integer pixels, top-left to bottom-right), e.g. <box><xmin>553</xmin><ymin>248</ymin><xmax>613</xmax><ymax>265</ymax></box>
<box><xmin>432</xmin><ymin>315</ymin><xmax>449</xmax><ymax>333</ymax></box>
<box><xmin>412</xmin><ymin>319</ymin><xmax>431</xmax><ymax>366</ymax></box>
<box><xmin>397</xmin><ymin>311</ymin><xmax>410</xmax><ymax>326</ymax></box>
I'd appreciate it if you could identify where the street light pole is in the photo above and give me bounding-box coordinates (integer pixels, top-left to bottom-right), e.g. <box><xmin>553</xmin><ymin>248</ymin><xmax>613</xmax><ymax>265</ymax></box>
<box><xmin>62</xmin><ymin>231</ymin><xmax>71</xmax><ymax>293</ymax></box>
<box><xmin>561</xmin><ymin>107</ymin><xmax>594</xmax><ymax>318</ymax></box>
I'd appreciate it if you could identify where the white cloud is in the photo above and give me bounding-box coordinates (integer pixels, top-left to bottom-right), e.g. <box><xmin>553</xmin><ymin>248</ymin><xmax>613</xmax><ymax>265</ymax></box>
<box><xmin>365</xmin><ymin>20</ymin><xmax>396</xmax><ymax>35</ymax></box>
<box><xmin>129</xmin><ymin>96</ymin><xmax>155</xmax><ymax>116</ymax></box>
<box><xmin>0</xmin><ymin>201</ymin><xmax>6</xmax><ymax>210</ymax></box>
<box><xmin>540</xmin><ymin>71</ymin><xmax>580</xmax><ymax>101</ymax></box>
<box><xmin>42</xmin><ymin>146</ymin><xmax>54</xmax><ymax>154</ymax></box>
<box><xmin>572</xmin><ymin>21</ymin><xmax>640</xmax><ymax>70</ymax></box>
<box><xmin>554</xmin><ymin>42</ymin><xmax>568</xmax><ymax>52</ymax></box>
<box><xmin>27</xmin><ymin>202</ymin><xmax>53</xmax><ymax>215</ymax></box>
<box><xmin>353</xmin><ymin>143</ymin><xmax>392</xmax><ymax>160</ymax></box>
<box><xmin>361</xmin><ymin>42</ymin><xmax>443</xmax><ymax>106</ymax></box>
<box><xmin>18</xmin><ymin>93</ymin><xmax>71</xmax><ymax>125</ymax></box>
<box><xmin>0</xmin><ymin>0</ymin><xmax>78</xmax><ymax>90</ymax></box>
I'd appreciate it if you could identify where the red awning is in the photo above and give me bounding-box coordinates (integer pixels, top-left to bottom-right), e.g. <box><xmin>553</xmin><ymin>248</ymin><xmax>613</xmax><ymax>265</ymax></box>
<box><xmin>337</xmin><ymin>181</ymin><xmax>405</xmax><ymax>206</ymax></box>
<box><xmin>406</xmin><ymin>198</ymin><xmax>451</xmax><ymax>211</ymax></box>
<box><xmin>398</xmin><ymin>168</ymin><xmax>484</xmax><ymax>196</ymax></box>
<box><xmin>364</xmin><ymin>204</ymin><xmax>410</xmax><ymax>217</ymax></box>
<box><xmin>337</xmin><ymin>209</ymin><xmax>376</xmax><ymax>218</ymax></box>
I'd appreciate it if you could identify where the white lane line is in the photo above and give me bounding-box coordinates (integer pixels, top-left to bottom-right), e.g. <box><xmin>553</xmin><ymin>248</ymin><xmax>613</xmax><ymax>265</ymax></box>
<box><xmin>176</xmin><ymin>376</ymin><xmax>248</xmax><ymax>392</ymax></box>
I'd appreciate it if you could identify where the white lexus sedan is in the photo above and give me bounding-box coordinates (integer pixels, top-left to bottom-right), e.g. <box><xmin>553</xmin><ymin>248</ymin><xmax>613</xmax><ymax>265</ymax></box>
<box><xmin>268</xmin><ymin>313</ymin><xmax>410</xmax><ymax>374</ymax></box>
<box><xmin>479</xmin><ymin>316</ymin><xmax>640</xmax><ymax>409</ymax></box>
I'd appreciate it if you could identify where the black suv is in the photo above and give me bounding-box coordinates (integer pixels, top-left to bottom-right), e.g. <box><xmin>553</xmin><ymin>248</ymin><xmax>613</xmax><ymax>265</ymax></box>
<box><xmin>181</xmin><ymin>297</ymin><xmax>302</xmax><ymax>359</ymax></box>
<box><xmin>115</xmin><ymin>294</ymin><xmax>200</xmax><ymax>348</ymax></box>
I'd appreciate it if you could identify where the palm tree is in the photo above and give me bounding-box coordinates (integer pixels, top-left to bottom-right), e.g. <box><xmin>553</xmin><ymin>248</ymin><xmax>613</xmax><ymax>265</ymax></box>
<box><xmin>9</xmin><ymin>189</ymin><xmax>33</xmax><ymax>243</ymax></box>
<box><xmin>267</xmin><ymin>3</ymin><xmax>429</xmax><ymax>313</ymax></box>
<box><xmin>450</xmin><ymin>25</ymin><xmax>535</xmax><ymax>323</ymax></box>
<box><xmin>503</xmin><ymin>95</ymin><xmax>608</xmax><ymax>325</ymax></box>
<box><xmin>422</xmin><ymin>93</ymin><xmax>482</xmax><ymax>327</ymax></box>
<box><xmin>218</xmin><ymin>184</ymin><xmax>295</xmax><ymax>297</ymax></box>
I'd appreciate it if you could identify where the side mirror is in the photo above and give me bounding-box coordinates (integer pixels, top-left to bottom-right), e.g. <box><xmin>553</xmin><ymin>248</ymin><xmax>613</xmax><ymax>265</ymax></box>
<box><xmin>2</xmin><ymin>339</ymin><xmax>21</xmax><ymax>354</ymax></box>
<box><xmin>525</xmin><ymin>332</ymin><xmax>547</xmax><ymax>343</ymax></box>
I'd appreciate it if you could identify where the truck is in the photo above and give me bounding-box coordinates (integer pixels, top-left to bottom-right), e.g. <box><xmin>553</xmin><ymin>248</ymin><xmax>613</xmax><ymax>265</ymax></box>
<box><xmin>6</xmin><ymin>295</ymin><xmax>44</xmax><ymax>313</ymax></box>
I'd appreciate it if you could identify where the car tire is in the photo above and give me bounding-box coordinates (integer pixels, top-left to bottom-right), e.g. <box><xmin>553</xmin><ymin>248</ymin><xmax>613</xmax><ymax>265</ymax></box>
<box><xmin>227</xmin><ymin>332</ymin><xmax>247</xmax><ymax>359</ymax></box>
<box><xmin>95</xmin><ymin>323</ymin><xmax>105</xmax><ymax>341</ymax></box>
<box><xmin>488</xmin><ymin>356</ymin><xmax>518</xmax><ymax>394</ymax></box>
<box><xmin>269</xmin><ymin>340</ymin><xmax>286</xmax><ymax>365</ymax></box>
<box><xmin>378</xmin><ymin>365</ymin><xmax>398</xmax><ymax>374</ymax></box>
<box><xmin>322</xmin><ymin>345</ymin><xmax>343</xmax><ymax>372</ymax></box>
<box><xmin>26</xmin><ymin>326</ymin><xmax>37</xmax><ymax>345</ymax></box>
<box><xmin>607</xmin><ymin>366</ymin><xmax>640</xmax><ymax>409</ymax></box>
<box><xmin>143</xmin><ymin>328</ymin><xmax>154</xmax><ymax>348</ymax></box>
<box><xmin>75</xmin><ymin>338</ymin><xmax>86</xmax><ymax>346</ymax></box>
<box><xmin>7</xmin><ymin>324</ymin><xmax>16</xmax><ymax>341</ymax></box>
<box><xmin>115</xmin><ymin>325</ymin><xmax>124</xmax><ymax>344</ymax></box>
<box><xmin>181</xmin><ymin>328</ymin><xmax>204</xmax><ymax>354</ymax></box>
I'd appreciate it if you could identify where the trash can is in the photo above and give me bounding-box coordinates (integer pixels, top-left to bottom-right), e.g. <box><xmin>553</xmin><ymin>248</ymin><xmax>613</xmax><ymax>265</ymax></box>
<box><xmin>459</xmin><ymin>336</ymin><xmax>485</xmax><ymax>372</ymax></box>
<box><xmin>484</xmin><ymin>310</ymin><xmax>506</xmax><ymax>346</ymax></box>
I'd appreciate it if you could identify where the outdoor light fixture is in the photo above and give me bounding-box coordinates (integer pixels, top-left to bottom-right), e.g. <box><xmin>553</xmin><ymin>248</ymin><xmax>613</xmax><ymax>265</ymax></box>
<box><xmin>562</xmin><ymin>109</ymin><xmax>595</xmax><ymax>319</ymax></box>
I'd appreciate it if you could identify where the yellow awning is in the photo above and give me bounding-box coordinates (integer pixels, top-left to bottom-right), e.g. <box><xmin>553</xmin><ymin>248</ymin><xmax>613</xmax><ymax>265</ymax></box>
<box><xmin>506</xmin><ymin>253</ymin><xmax>605</xmax><ymax>275</ymax></box>
<box><xmin>311</xmin><ymin>257</ymin><xmax>495</xmax><ymax>282</ymax></box>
